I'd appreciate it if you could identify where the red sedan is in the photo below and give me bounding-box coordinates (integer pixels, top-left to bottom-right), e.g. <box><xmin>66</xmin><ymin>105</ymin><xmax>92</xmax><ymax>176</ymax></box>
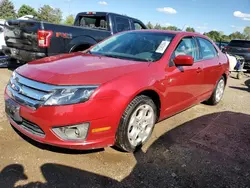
<box><xmin>5</xmin><ymin>30</ymin><xmax>229</xmax><ymax>152</ymax></box>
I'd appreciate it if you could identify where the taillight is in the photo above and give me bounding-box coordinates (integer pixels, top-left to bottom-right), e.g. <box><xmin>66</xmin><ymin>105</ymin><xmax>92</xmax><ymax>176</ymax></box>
<box><xmin>248</xmin><ymin>48</ymin><xmax>250</xmax><ymax>52</ymax></box>
<box><xmin>37</xmin><ymin>30</ymin><xmax>53</xmax><ymax>48</ymax></box>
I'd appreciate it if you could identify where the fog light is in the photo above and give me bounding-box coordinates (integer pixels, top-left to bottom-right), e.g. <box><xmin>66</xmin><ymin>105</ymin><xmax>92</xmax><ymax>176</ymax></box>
<box><xmin>52</xmin><ymin>123</ymin><xmax>89</xmax><ymax>141</ymax></box>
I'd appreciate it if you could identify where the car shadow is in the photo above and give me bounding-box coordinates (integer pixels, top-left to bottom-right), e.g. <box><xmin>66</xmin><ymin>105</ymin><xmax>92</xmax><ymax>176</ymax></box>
<box><xmin>1</xmin><ymin>111</ymin><xmax>250</xmax><ymax>187</ymax></box>
<box><xmin>229</xmin><ymin>79</ymin><xmax>250</xmax><ymax>92</ymax></box>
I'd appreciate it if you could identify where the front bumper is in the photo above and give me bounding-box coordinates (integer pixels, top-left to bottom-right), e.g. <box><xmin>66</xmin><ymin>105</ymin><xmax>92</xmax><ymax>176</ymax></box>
<box><xmin>4</xmin><ymin>92</ymin><xmax>121</xmax><ymax>150</ymax></box>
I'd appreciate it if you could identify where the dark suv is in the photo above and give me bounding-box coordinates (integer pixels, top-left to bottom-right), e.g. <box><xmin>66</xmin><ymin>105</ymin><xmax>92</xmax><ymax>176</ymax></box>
<box><xmin>224</xmin><ymin>40</ymin><xmax>250</xmax><ymax>69</ymax></box>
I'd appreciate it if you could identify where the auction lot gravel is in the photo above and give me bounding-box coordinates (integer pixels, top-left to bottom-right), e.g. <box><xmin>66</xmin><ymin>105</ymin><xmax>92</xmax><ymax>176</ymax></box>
<box><xmin>0</xmin><ymin>68</ymin><xmax>250</xmax><ymax>188</ymax></box>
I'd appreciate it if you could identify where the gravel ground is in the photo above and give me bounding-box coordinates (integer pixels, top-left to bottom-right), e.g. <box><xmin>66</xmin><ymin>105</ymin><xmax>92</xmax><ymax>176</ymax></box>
<box><xmin>0</xmin><ymin>68</ymin><xmax>250</xmax><ymax>188</ymax></box>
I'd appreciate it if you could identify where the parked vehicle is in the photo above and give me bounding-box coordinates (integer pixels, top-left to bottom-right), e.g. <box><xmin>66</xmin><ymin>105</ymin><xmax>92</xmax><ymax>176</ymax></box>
<box><xmin>0</xmin><ymin>19</ymin><xmax>6</xmax><ymax>55</ymax></box>
<box><xmin>2</xmin><ymin>12</ymin><xmax>146</xmax><ymax>63</ymax></box>
<box><xmin>215</xmin><ymin>41</ymin><xmax>229</xmax><ymax>51</ymax></box>
<box><xmin>5</xmin><ymin>30</ymin><xmax>229</xmax><ymax>152</ymax></box>
<box><xmin>223</xmin><ymin>39</ymin><xmax>250</xmax><ymax>69</ymax></box>
<box><xmin>226</xmin><ymin>54</ymin><xmax>247</xmax><ymax>79</ymax></box>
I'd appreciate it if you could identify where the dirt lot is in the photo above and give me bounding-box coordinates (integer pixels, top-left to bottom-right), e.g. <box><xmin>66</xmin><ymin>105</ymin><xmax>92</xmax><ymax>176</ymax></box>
<box><xmin>0</xmin><ymin>68</ymin><xmax>250</xmax><ymax>188</ymax></box>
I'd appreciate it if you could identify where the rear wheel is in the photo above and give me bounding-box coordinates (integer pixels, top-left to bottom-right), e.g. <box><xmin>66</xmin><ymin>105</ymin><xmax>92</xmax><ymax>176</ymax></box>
<box><xmin>237</xmin><ymin>72</ymin><xmax>243</xmax><ymax>79</ymax></box>
<box><xmin>206</xmin><ymin>77</ymin><xmax>225</xmax><ymax>105</ymax></box>
<box><xmin>115</xmin><ymin>95</ymin><xmax>157</xmax><ymax>152</ymax></box>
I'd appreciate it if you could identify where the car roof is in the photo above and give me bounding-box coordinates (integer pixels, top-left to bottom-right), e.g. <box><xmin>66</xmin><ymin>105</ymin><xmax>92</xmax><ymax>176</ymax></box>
<box><xmin>127</xmin><ymin>29</ymin><xmax>208</xmax><ymax>38</ymax></box>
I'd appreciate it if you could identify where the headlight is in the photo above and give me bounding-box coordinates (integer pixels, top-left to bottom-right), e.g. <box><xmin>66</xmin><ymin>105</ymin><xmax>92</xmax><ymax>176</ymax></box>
<box><xmin>52</xmin><ymin>123</ymin><xmax>89</xmax><ymax>141</ymax></box>
<box><xmin>44</xmin><ymin>87</ymin><xmax>98</xmax><ymax>106</ymax></box>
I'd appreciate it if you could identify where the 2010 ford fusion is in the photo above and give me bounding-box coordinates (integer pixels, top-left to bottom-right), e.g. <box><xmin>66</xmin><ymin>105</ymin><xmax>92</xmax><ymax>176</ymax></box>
<box><xmin>5</xmin><ymin>30</ymin><xmax>229</xmax><ymax>152</ymax></box>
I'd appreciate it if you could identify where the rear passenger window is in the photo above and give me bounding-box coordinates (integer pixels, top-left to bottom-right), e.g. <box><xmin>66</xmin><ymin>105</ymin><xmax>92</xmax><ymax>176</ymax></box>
<box><xmin>115</xmin><ymin>17</ymin><xmax>130</xmax><ymax>32</ymax></box>
<box><xmin>197</xmin><ymin>37</ymin><xmax>217</xmax><ymax>60</ymax></box>
<box><xmin>134</xmin><ymin>22</ymin><xmax>144</xmax><ymax>30</ymax></box>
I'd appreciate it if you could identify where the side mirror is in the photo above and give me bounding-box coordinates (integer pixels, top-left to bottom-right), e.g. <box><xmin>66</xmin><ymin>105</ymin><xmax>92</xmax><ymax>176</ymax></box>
<box><xmin>173</xmin><ymin>55</ymin><xmax>194</xmax><ymax>66</ymax></box>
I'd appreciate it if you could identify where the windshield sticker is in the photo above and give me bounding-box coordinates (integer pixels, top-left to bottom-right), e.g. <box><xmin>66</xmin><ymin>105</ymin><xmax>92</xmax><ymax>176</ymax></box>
<box><xmin>155</xmin><ymin>41</ymin><xmax>170</xmax><ymax>53</ymax></box>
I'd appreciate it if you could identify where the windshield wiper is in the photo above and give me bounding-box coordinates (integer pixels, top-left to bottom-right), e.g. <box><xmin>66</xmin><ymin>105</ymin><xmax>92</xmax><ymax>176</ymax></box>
<box><xmin>102</xmin><ymin>54</ymin><xmax>124</xmax><ymax>59</ymax></box>
<box><xmin>98</xmin><ymin>53</ymin><xmax>154</xmax><ymax>62</ymax></box>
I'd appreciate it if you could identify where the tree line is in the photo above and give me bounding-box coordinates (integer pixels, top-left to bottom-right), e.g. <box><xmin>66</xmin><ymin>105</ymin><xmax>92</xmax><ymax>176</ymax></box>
<box><xmin>0</xmin><ymin>0</ymin><xmax>249</xmax><ymax>42</ymax></box>
<box><xmin>0</xmin><ymin>0</ymin><xmax>74</xmax><ymax>25</ymax></box>
<box><xmin>146</xmin><ymin>22</ymin><xmax>250</xmax><ymax>42</ymax></box>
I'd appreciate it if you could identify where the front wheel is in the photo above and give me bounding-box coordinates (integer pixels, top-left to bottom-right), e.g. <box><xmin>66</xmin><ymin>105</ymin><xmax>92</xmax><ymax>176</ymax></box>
<box><xmin>206</xmin><ymin>77</ymin><xmax>225</xmax><ymax>105</ymax></box>
<box><xmin>115</xmin><ymin>95</ymin><xmax>157</xmax><ymax>152</ymax></box>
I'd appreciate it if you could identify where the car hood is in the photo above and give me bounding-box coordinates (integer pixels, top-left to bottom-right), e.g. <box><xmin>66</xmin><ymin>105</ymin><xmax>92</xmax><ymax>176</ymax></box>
<box><xmin>16</xmin><ymin>53</ymin><xmax>149</xmax><ymax>85</ymax></box>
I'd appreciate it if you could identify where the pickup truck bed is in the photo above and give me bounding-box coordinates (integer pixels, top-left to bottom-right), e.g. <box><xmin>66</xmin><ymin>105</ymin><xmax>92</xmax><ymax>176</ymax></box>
<box><xmin>3</xmin><ymin>12</ymin><xmax>147</xmax><ymax>63</ymax></box>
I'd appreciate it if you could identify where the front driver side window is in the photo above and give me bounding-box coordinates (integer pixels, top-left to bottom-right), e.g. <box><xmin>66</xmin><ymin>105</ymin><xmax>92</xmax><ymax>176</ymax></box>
<box><xmin>169</xmin><ymin>37</ymin><xmax>198</xmax><ymax>67</ymax></box>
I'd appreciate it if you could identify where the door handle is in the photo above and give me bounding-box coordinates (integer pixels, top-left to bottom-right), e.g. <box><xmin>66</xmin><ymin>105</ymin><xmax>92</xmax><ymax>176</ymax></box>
<box><xmin>196</xmin><ymin>67</ymin><xmax>202</xmax><ymax>73</ymax></box>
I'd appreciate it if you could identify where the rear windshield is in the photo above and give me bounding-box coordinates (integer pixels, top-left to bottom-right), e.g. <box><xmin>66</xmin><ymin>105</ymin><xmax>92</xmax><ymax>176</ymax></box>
<box><xmin>228</xmin><ymin>40</ymin><xmax>250</xmax><ymax>48</ymax></box>
<box><xmin>76</xmin><ymin>16</ymin><xmax>107</xmax><ymax>30</ymax></box>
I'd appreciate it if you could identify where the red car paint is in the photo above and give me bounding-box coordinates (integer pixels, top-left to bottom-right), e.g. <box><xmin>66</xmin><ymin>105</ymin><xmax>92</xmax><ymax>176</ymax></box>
<box><xmin>5</xmin><ymin>30</ymin><xmax>229</xmax><ymax>150</ymax></box>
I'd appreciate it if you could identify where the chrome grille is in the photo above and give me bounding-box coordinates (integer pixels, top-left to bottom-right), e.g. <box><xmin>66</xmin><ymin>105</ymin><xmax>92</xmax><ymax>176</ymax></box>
<box><xmin>7</xmin><ymin>72</ymin><xmax>54</xmax><ymax>109</ymax></box>
<box><xmin>7</xmin><ymin>72</ymin><xmax>97</xmax><ymax>109</ymax></box>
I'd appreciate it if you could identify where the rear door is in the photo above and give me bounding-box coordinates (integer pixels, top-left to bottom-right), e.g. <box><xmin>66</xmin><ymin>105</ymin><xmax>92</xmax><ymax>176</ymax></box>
<box><xmin>196</xmin><ymin>37</ymin><xmax>222</xmax><ymax>99</ymax></box>
<box><xmin>164</xmin><ymin>36</ymin><xmax>204</xmax><ymax>117</ymax></box>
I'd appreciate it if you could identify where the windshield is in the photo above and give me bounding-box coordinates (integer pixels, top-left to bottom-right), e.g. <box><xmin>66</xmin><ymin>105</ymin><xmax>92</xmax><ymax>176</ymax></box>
<box><xmin>89</xmin><ymin>32</ymin><xmax>175</xmax><ymax>62</ymax></box>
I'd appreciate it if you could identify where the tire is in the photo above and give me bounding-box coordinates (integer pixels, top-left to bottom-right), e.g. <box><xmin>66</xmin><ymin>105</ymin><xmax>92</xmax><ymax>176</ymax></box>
<box><xmin>115</xmin><ymin>95</ymin><xmax>157</xmax><ymax>152</ymax></box>
<box><xmin>237</xmin><ymin>72</ymin><xmax>243</xmax><ymax>80</ymax></box>
<box><xmin>206</xmin><ymin>76</ymin><xmax>225</xmax><ymax>105</ymax></box>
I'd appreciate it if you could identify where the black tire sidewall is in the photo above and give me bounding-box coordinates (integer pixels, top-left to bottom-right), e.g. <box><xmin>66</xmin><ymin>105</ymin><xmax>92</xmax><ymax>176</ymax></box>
<box><xmin>212</xmin><ymin>77</ymin><xmax>225</xmax><ymax>104</ymax></box>
<box><xmin>115</xmin><ymin>95</ymin><xmax>157</xmax><ymax>152</ymax></box>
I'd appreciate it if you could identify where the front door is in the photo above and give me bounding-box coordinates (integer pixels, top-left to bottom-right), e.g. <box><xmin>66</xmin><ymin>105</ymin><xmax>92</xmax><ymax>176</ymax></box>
<box><xmin>163</xmin><ymin>37</ymin><xmax>204</xmax><ymax>117</ymax></box>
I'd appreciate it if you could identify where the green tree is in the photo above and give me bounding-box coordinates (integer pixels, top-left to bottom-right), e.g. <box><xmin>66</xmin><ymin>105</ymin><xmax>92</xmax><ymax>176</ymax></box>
<box><xmin>154</xmin><ymin>23</ymin><xmax>161</xmax><ymax>30</ymax></box>
<box><xmin>166</xmin><ymin>26</ymin><xmax>180</xmax><ymax>31</ymax></box>
<box><xmin>243</xmin><ymin>26</ymin><xmax>250</xmax><ymax>39</ymax></box>
<box><xmin>185</xmin><ymin>27</ymin><xmax>195</xmax><ymax>32</ymax></box>
<box><xmin>0</xmin><ymin>0</ymin><xmax>16</xmax><ymax>19</ymax></box>
<box><xmin>229</xmin><ymin>31</ymin><xmax>246</xmax><ymax>40</ymax></box>
<box><xmin>37</xmin><ymin>5</ymin><xmax>62</xmax><ymax>24</ymax></box>
<box><xmin>52</xmin><ymin>8</ymin><xmax>62</xmax><ymax>24</ymax></box>
<box><xmin>17</xmin><ymin>4</ymin><xmax>37</xmax><ymax>18</ymax></box>
<box><xmin>146</xmin><ymin>22</ymin><xmax>153</xmax><ymax>29</ymax></box>
<box><xmin>221</xmin><ymin>35</ymin><xmax>230</xmax><ymax>42</ymax></box>
<box><xmin>204</xmin><ymin>31</ymin><xmax>221</xmax><ymax>41</ymax></box>
<box><xmin>64</xmin><ymin>14</ymin><xmax>74</xmax><ymax>25</ymax></box>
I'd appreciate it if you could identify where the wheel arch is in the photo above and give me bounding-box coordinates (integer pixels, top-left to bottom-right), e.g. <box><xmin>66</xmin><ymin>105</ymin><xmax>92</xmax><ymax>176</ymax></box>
<box><xmin>68</xmin><ymin>36</ymin><xmax>97</xmax><ymax>52</ymax></box>
<box><xmin>222</xmin><ymin>73</ymin><xmax>227</xmax><ymax>85</ymax></box>
<box><xmin>70</xmin><ymin>43</ymin><xmax>92</xmax><ymax>52</ymax></box>
<box><xmin>132</xmin><ymin>89</ymin><xmax>162</xmax><ymax>122</ymax></box>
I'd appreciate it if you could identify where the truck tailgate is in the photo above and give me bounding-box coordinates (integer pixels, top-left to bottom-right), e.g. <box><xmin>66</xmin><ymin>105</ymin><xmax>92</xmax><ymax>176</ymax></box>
<box><xmin>4</xmin><ymin>20</ymin><xmax>41</xmax><ymax>52</ymax></box>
